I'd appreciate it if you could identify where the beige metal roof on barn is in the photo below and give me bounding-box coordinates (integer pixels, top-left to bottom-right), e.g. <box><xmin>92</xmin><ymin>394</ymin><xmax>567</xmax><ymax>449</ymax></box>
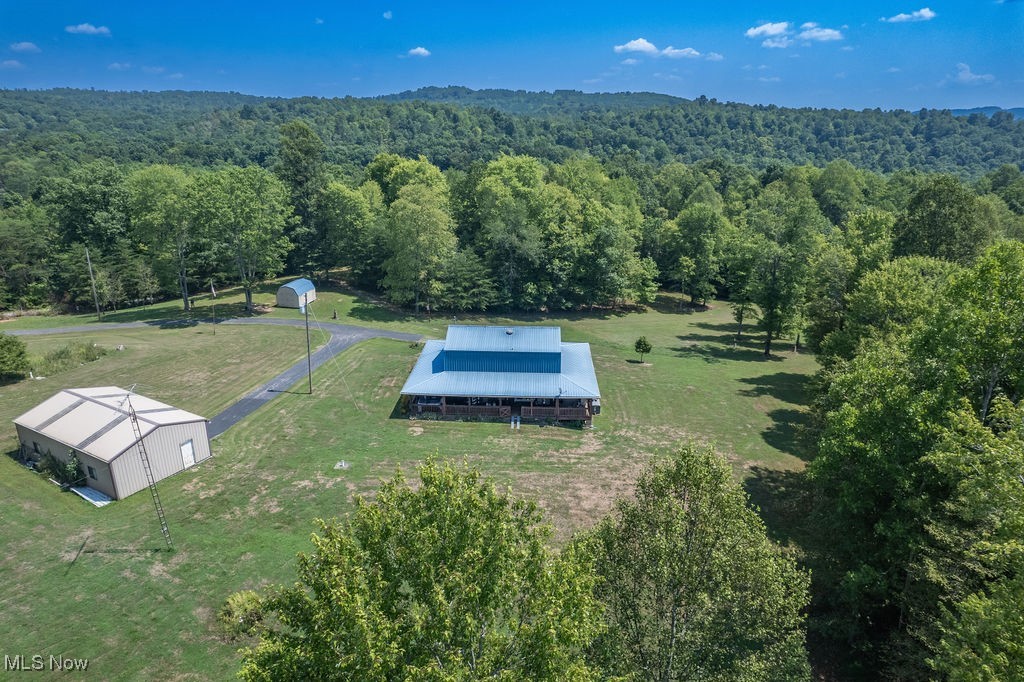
<box><xmin>13</xmin><ymin>387</ymin><xmax>206</xmax><ymax>463</ymax></box>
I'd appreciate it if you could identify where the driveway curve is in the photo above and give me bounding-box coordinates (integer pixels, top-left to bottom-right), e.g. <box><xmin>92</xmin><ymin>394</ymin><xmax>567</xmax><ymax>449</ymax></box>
<box><xmin>9</xmin><ymin>317</ymin><xmax>422</xmax><ymax>438</ymax></box>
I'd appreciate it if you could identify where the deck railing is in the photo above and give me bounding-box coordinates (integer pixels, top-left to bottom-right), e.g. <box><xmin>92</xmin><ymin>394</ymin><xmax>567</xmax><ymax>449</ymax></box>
<box><xmin>415</xmin><ymin>403</ymin><xmax>589</xmax><ymax>420</ymax></box>
<box><xmin>520</xmin><ymin>406</ymin><xmax>589</xmax><ymax>420</ymax></box>
<box><xmin>444</xmin><ymin>405</ymin><xmax>503</xmax><ymax>416</ymax></box>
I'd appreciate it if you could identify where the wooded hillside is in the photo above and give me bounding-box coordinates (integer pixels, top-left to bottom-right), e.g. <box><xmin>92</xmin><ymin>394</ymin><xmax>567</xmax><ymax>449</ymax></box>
<box><xmin>2</xmin><ymin>88</ymin><xmax>1022</xmax><ymax>182</ymax></box>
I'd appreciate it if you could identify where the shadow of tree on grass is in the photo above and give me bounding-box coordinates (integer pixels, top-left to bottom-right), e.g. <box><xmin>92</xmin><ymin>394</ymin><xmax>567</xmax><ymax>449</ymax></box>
<box><xmin>738</xmin><ymin>372</ymin><xmax>812</xmax><ymax>405</ymax></box>
<box><xmin>671</xmin><ymin>335</ymin><xmax>783</xmax><ymax>364</ymax></box>
<box><xmin>743</xmin><ymin>465</ymin><xmax>814</xmax><ymax>548</ymax></box>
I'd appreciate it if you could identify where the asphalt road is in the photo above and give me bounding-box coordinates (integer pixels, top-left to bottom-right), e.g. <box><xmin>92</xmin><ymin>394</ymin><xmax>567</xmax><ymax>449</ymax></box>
<box><xmin>9</xmin><ymin>317</ymin><xmax>422</xmax><ymax>439</ymax></box>
<box><xmin>206</xmin><ymin>320</ymin><xmax>420</xmax><ymax>437</ymax></box>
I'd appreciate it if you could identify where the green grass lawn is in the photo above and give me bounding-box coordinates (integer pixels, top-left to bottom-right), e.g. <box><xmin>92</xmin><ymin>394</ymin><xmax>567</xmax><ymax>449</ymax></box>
<box><xmin>0</xmin><ymin>293</ymin><xmax>816</xmax><ymax>680</ymax></box>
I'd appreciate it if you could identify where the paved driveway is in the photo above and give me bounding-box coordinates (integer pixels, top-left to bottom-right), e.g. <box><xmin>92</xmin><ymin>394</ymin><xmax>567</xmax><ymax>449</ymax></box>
<box><xmin>9</xmin><ymin>317</ymin><xmax>422</xmax><ymax>438</ymax></box>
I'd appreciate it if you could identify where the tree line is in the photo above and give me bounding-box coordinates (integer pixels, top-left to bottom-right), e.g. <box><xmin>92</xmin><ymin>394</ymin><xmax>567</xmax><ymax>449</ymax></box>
<box><xmin>1</xmin><ymin>88</ymin><xmax>1023</xmax><ymax>190</ymax></box>
<box><xmin>3</xmin><ymin>117</ymin><xmax>1023</xmax><ymax>332</ymax></box>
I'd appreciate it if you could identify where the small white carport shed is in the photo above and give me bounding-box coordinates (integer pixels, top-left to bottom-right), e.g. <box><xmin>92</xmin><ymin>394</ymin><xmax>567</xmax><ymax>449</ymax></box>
<box><xmin>276</xmin><ymin>278</ymin><xmax>316</xmax><ymax>308</ymax></box>
<box><xmin>13</xmin><ymin>387</ymin><xmax>210</xmax><ymax>501</ymax></box>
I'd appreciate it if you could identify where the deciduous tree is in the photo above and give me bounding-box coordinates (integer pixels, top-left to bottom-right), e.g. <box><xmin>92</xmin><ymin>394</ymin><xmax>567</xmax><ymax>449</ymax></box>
<box><xmin>239</xmin><ymin>459</ymin><xmax>603</xmax><ymax>680</ymax></box>
<box><xmin>190</xmin><ymin>166</ymin><xmax>293</xmax><ymax>312</ymax></box>
<box><xmin>583</xmin><ymin>443</ymin><xmax>810</xmax><ymax>682</ymax></box>
<box><xmin>0</xmin><ymin>332</ymin><xmax>30</xmax><ymax>381</ymax></box>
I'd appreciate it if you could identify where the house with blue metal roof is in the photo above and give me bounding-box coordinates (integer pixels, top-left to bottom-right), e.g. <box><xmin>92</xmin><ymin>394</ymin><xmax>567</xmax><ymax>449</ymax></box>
<box><xmin>401</xmin><ymin>325</ymin><xmax>601</xmax><ymax>424</ymax></box>
<box><xmin>276</xmin><ymin>278</ymin><xmax>316</xmax><ymax>308</ymax></box>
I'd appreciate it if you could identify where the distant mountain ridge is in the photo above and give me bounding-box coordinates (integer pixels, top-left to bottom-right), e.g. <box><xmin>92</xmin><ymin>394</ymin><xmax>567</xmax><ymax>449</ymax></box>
<box><xmin>951</xmin><ymin>106</ymin><xmax>1024</xmax><ymax>121</ymax></box>
<box><xmin>386</xmin><ymin>87</ymin><xmax>1024</xmax><ymax>121</ymax></box>
<box><xmin>378</xmin><ymin>86</ymin><xmax>689</xmax><ymax>115</ymax></box>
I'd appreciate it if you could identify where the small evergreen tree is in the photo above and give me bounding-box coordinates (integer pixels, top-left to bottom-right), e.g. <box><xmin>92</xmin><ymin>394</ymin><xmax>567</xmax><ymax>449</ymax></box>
<box><xmin>634</xmin><ymin>335</ymin><xmax>652</xmax><ymax>363</ymax></box>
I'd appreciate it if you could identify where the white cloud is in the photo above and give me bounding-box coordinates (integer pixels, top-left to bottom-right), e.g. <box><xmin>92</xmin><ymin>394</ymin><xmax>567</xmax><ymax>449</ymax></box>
<box><xmin>882</xmin><ymin>7</ymin><xmax>936</xmax><ymax>22</ymax></box>
<box><xmin>614</xmin><ymin>38</ymin><xmax>721</xmax><ymax>60</ymax></box>
<box><xmin>759</xmin><ymin>75</ymin><xmax>781</xmax><ymax>82</ymax></box>
<box><xmin>383</xmin><ymin>10</ymin><xmax>393</xmax><ymax>19</ymax></box>
<box><xmin>65</xmin><ymin>23</ymin><xmax>111</xmax><ymax>36</ymax></box>
<box><xmin>107</xmin><ymin>62</ymin><xmax>131</xmax><ymax>71</ymax></box>
<box><xmin>799</xmin><ymin>26</ymin><xmax>843</xmax><ymax>41</ymax></box>
<box><xmin>614</xmin><ymin>38</ymin><xmax>660</xmax><ymax>55</ymax></box>
<box><xmin>747</xmin><ymin>20</ymin><xmax>841</xmax><ymax>47</ymax></box>
<box><xmin>583</xmin><ymin>78</ymin><xmax>602</xmax><ymax>84</ymax></box>
<box><xmin>953</xmin><ymin>63</ymin><xmax>994</xmax><ymax>84</ymax></box>
<box><xmin>10</xmin><ymin>42</ymin><xmax>40</xmax><ymax>53</ymax></box>
<box><xmin>662</xmin><ymin>46</ymin><xmax>701</xmax><ymax>58</ymax></box>
<box><xmin>887</xmin><ymin>66</ymin><xmax>901</xmax><ymax>73</ymax></box>
<box><xmin>621</xmin><ymin>58</ymin><xmax>640</xmax><ymax>65</ymax></box>
<box><xmin>745</xmin><ymin>21</ymin><xmax>790</xmax><ymax>38</ymax></box>
<box><xmin>142</xmin><ymin>65</ymin><xmax>166</xmax><ymax>74</ymax></box>
<box><xmin>1</xmin><ymin>59</ymin><xmax>23</xmax><ymax>69</ymax></box>
<box><xmin>167</xmin><ymin>72</ymin><xmax>184</xmax><ymax>79</ymax></box>
<box><xmin>408</xmin><ymin>46</ymin><xmax>431</xmax><ymax>57</ymax></box>
<box><xmin>314</xmin><ymin>17</ymin><xmax>324</xmax><ymax>25</ymax></box>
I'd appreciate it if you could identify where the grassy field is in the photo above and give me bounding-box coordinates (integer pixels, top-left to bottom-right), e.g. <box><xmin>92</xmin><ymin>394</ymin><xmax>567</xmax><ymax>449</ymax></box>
<box><xmin>0</xmin><ymin>291</ymin><xmax>816</xmax><ymax>679</ymax></box>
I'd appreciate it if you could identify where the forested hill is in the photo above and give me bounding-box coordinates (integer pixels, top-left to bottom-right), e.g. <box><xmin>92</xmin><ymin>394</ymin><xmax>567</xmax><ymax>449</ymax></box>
<box><xmin>1</xmin><ymin>87</ymin><xmax>1022</xmax><ymax>179</ymax></box>
<box><xmin>950</xmin><ymin>105</ymin><xmax>1024</xmax><ymax>120</ymax></box>
<box><xmin>377</xmin><ymin>86</ymin><xmax>688</xmax><ymax>114</ymax></box>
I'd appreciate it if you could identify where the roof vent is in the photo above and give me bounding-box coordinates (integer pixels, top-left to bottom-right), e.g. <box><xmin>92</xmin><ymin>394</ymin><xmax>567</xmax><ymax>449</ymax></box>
<box><xmin>505</xmin><ymin>328</ymin><xmax>514</xmax><ymax>335</ymax></box>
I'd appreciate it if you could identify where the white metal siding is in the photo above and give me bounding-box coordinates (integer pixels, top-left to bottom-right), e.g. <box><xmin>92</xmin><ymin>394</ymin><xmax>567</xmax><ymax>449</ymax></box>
<box><xmin>15</xmin><ymin>425</ymin><xmax>117</xmax><ymax>498</ymax></box>
<box><xmin>276</xmin><ymin>287</ymin><xmax>315</xmax><ymax>308</ymax></box>
<box><xmin>77</xmin><ymin>452</ymin><xmax>116</xmax><ymax>499</ymax></box>
<box><xmin>109</xmin><ymin>421</ymin><xmax>211</xmax><ymax>499</ymax></box>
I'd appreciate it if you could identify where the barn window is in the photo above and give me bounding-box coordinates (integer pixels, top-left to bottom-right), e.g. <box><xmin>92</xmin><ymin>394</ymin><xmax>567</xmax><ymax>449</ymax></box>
<box><xmin>87</xmin><ymin>466</ymin><xmax>97</xmax><ymax>480</ymax></box>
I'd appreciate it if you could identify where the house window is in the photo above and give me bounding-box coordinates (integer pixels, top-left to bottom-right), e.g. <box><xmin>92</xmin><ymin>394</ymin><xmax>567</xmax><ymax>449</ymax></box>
<box><xmin>87</xmin><ymin>466</ymin><xmax>97</xmax><ymax>480</ymax></box>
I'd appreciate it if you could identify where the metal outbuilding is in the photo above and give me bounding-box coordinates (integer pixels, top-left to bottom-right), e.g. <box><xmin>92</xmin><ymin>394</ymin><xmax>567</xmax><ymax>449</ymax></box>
<box><xmin>401</xmin><ymin>325</ymin><xmax>601</xmax><ymax>424</ymax></box>
<box><xmin>276</xmin><ymin>278</ymin><xmax>316</xmax><ymax>308</ymax></box>
<box><xmin>13</xmin><ymin>387</ymin><xmax>210</xmax><ymax>501</ymax></box>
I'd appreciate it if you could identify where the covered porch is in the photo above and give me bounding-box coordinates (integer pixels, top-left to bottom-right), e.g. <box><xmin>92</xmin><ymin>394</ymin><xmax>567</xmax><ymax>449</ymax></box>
<box><xmin>410</xmin><ymin>395</ymin><xmax>593</xmax><ymax>422</ymax></box>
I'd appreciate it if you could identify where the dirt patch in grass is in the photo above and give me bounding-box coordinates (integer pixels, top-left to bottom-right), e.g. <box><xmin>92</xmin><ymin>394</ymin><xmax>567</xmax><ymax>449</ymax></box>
<box><xmin>408</xmin><ymin>425</ymin><xmax>424</xmax><ymax>436</ymax></box>
<box><xmin>510</xmin><ymin>454</ymin><xmax>646</xmax><ymax>543</ymax></box>
<box><xmin>149</xmin><ymin>560</ymin><xmax>183</xmax><ymax>584</ymax></box>
<box><xmin>291</xmin><ymin>473</ymin><xmax>343</xmax><ymax>490</ymax></box>
<box><xmin>198</xmin><ymin>484</ymin><xmax>224</xmax><ymax>500</ymax></box>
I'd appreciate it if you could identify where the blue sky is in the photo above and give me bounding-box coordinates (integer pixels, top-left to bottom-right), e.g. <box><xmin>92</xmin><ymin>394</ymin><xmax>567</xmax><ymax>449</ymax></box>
<box><xmin>1</xmin><ymin>1</ymin><xmax>1021</xmax><ymax>110</ymax></box>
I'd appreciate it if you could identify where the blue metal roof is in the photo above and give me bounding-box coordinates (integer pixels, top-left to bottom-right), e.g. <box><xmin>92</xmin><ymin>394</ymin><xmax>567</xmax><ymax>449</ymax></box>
<box><xmin>279</xmin><ymin>278</ymin><xmax>315</xmax><ymax>295</ymax></box>
<box><xmin>401</xmin><ymin>339</ymin><xmax>600</xmax><ymax>399</ymax></box>
<box><xmin>444</xmin><ymin>350</ymin><xmax>561</xmax><ymax>373</ymax></box>
<box><xmin>445</xmin><ymin>325</ymin><xmax>560</xmax><ymax>353</ymax></box>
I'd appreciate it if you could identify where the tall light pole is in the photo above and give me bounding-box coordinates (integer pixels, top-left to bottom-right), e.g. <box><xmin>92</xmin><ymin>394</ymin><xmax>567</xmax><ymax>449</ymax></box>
<box><xmin>84</xmin><ymin>247</ymin><xmax>102</xmax><ymax>321</ymax></box>
<box><xmin>304</xmin><ymin>291</ymin><xmax>312</xmax><ymax>395</ymax></box>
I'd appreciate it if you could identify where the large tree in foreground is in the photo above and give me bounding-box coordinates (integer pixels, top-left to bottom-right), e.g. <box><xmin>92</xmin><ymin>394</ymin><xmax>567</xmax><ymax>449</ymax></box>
<box><xmin>583</xmin><ymin>443</ymin><xmax>811</xmax><ymax>682</ymax></box>
<box><xmin>239</xmin><ymin>459</ymin><xmax>602</xmax><ymax>681</ymax></box>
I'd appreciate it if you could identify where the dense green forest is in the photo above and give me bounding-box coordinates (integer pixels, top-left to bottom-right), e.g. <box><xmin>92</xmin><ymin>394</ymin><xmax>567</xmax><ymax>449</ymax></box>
<box><xmin>2</xmin><ymin>87</ymin><xmax>1023</xmax><ymax>182</ymax></box>
<box><xmin>2</xmin><ymin>87</ymin><xmax>1024</xmax><ymax>679</ymax></box>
